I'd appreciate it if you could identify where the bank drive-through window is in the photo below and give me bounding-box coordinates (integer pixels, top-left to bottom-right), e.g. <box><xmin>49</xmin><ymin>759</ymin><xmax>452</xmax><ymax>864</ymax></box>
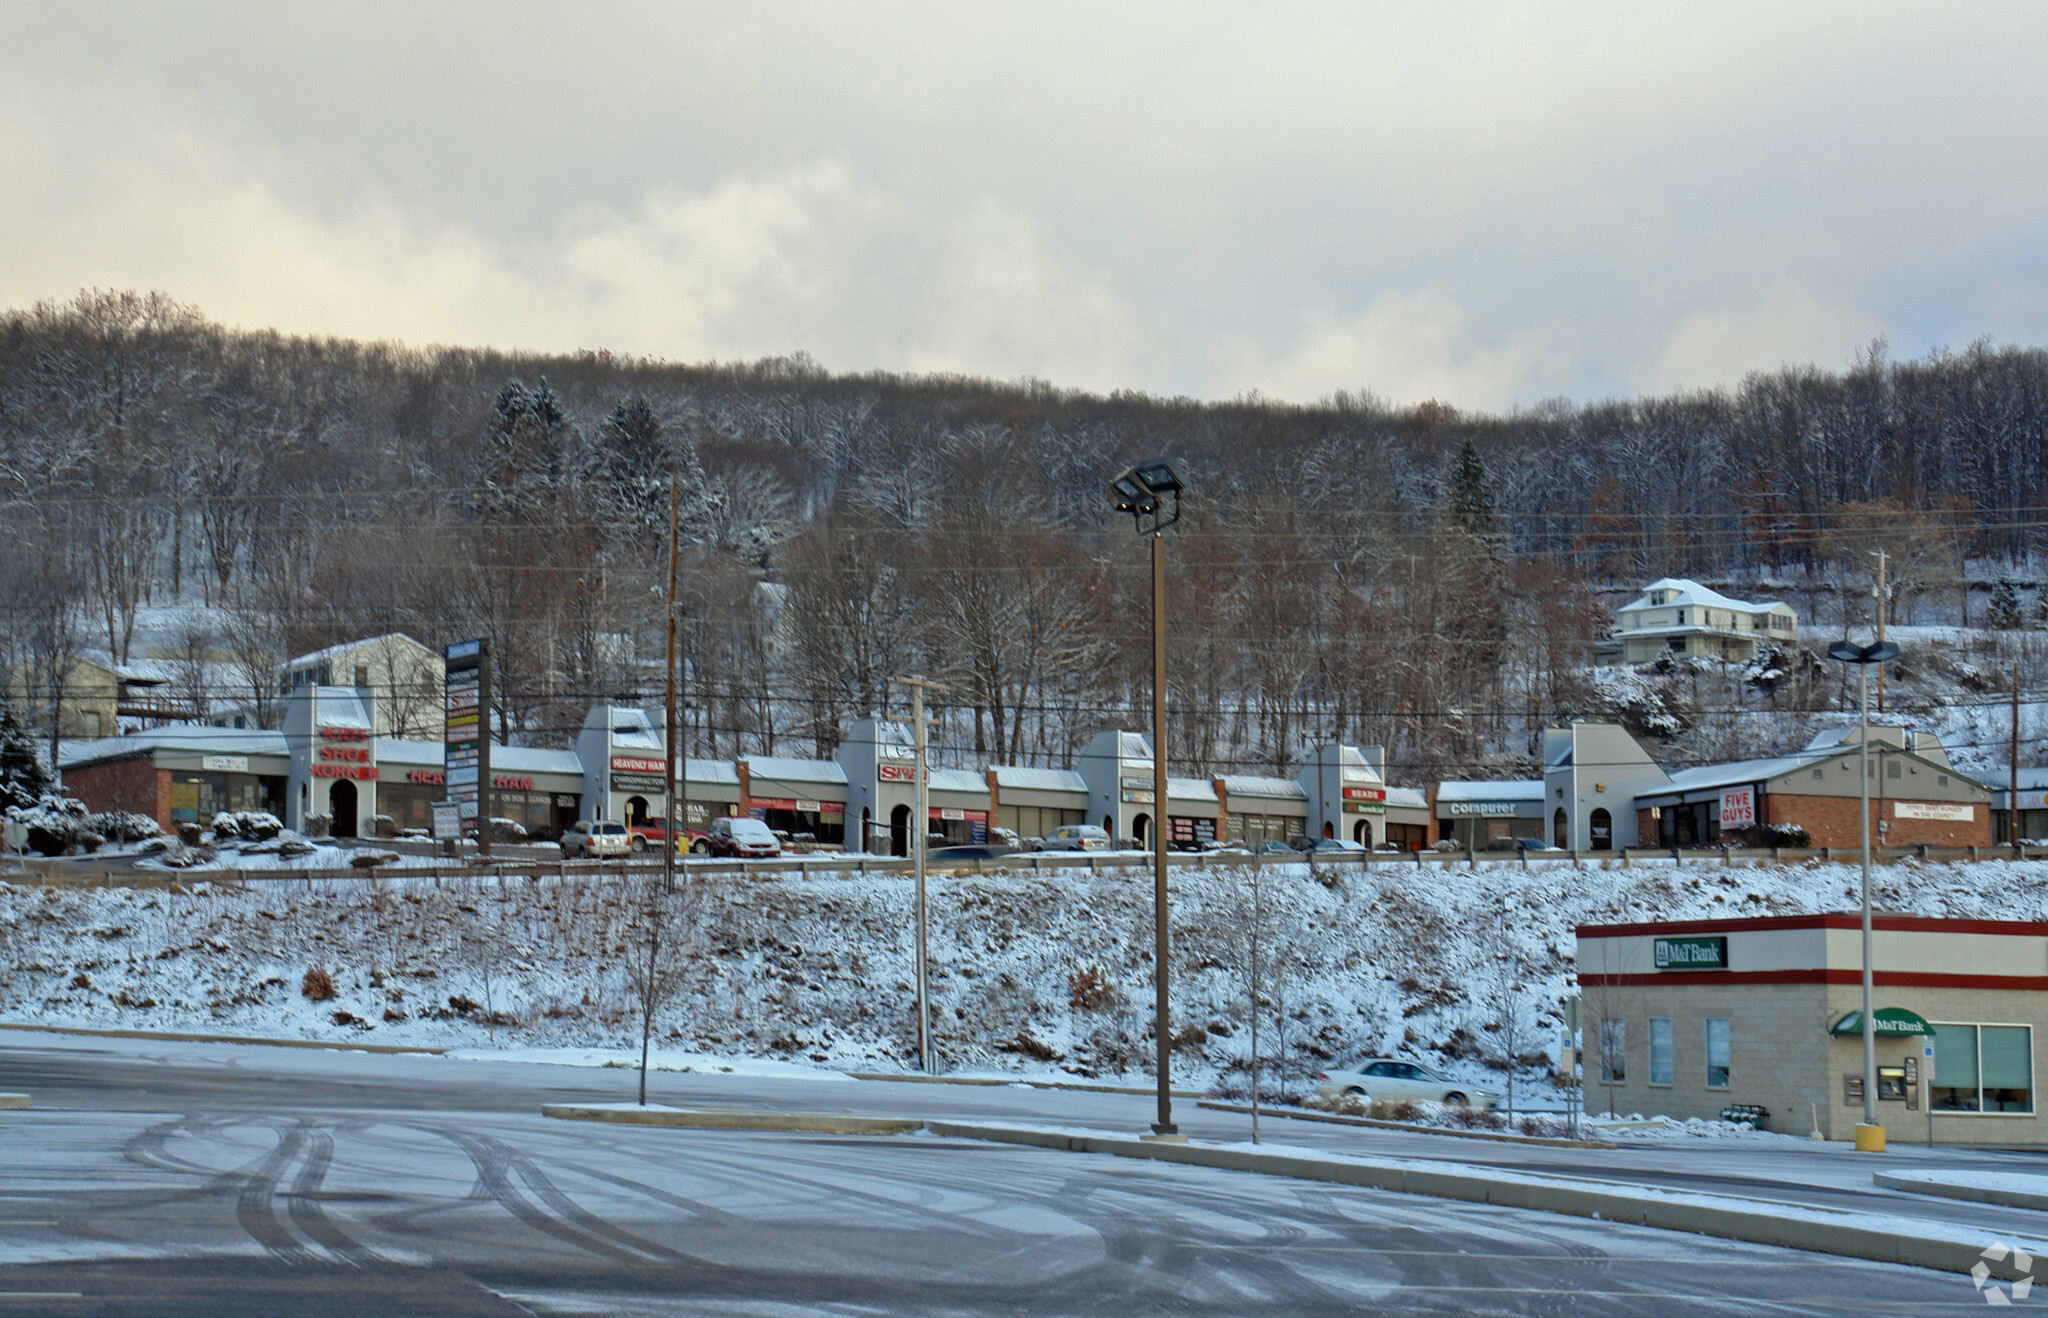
<box><xmin>1931</xmin><ymin>1023</ymin><xmax>2033</xmax><ymax>1113</ymax></box>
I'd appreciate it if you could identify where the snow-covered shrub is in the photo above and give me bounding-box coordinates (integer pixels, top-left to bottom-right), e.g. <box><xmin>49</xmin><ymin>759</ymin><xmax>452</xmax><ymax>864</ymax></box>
<box><xmin>369</xmin><ymin>814</ymin><xmax>398</xmax><ymax>838</ymax></box>
<box><xmin>88</xmin><ymin>811</ymin><xmax>162</xmax><ymax>844</ymax></box>
<box><xmin>9</xmin><ymin>798</ymin><xmax>103</xmax><ymax>855</ymax></box>
<box><xmin>211</xmin><ymin>811</ymin><xmax>283</xmax><ymax>842</ymax></box>
<box><xmin>302</xmin><ymin>967</ymin><xmax>336</xmax><ymax>1001</ymax></box>
<box><xmin>303</xmin><ymin>814</ymin><xmax>331</xmax><ymax>837</ymax></box>
<box><xmin>487</xmin><ymin>817</ymin><xmax>527</xmax><ymax>842</ymax></box>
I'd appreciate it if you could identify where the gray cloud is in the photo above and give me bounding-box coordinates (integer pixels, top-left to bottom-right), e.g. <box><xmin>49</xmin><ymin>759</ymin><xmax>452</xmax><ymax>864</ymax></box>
<box><xmin>4</xmin><ymin>1</ymin><xmax>2045</xmax><ymax>408</ymax></box>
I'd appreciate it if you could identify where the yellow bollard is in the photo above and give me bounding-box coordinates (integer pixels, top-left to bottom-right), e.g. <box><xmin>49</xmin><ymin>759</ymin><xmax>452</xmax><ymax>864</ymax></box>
<box><xmin>1853</xmin><ymin>1123</ymin><xmax>1887</xmax><ymax>1152</ymax></box>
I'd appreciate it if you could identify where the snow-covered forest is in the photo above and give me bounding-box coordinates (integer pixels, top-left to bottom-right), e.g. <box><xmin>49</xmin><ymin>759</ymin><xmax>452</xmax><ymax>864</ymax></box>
<box><xmin>8</xmin><ymin>288</ymin><xmax>2048</xmax><ymax>782</ymax></box>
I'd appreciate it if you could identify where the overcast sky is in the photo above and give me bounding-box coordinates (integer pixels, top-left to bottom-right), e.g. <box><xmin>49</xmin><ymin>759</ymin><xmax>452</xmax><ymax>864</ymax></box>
<box><xmin>4</xmin><ymin>2</ymin><xmax>2045</xmax><ymax>410</ymax></box>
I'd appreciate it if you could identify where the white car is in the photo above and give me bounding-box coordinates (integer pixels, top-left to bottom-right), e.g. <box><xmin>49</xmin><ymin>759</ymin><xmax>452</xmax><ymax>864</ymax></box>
<box><xmin>1316</xmin><ymin>1057</ymin><xmax>1499</xmax><ymax>1109</ymax></box>
<box><xmin>561</xmin><ymin>820</ymin><xmax>631</xmax><ymax>859</ymax></box>
<box><xmin>1033</xmin><ymin>823</ymin><xmax>1113</xmax><ymax>852</ymax></box>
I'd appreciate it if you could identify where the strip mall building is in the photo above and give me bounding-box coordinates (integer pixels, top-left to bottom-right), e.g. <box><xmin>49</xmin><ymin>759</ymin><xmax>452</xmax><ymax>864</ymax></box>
<box><xmin>56</xmin><ymin>688</ymin><xmax>1429</xmax><ymax>852</ymax></box>
<box><xmin>1579</xmin><ymin>914</ymin><xmax>2047</xmax><ymax>1144</ymax></box>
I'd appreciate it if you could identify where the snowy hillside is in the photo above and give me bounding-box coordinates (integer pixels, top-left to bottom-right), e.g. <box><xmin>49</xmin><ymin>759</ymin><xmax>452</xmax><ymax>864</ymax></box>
<box><xmin>8</xmin><ymin>856</ymin><xmax>2048</xmax><ymax>1094</ymax></box>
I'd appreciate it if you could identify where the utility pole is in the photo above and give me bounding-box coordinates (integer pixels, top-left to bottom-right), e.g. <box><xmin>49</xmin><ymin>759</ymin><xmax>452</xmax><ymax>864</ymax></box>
<box><xmin>664</xmin><ymin>480</ymin><xmax>679</xmax><ymax>896</ymax></box>
<box><xmin>891</xmin><ymin>674</ymin><xmax>946</xmax><ymax>1073</ymax></box>
<box><xmin>1872</xmin><ymin>550</ymin><xmax>1889</xmax><ymax>714</ymax></box>
<box><xmin>2014</xmin><ymin>661</ymin><xmax>2023</xmax><ymax>854</ymax></box>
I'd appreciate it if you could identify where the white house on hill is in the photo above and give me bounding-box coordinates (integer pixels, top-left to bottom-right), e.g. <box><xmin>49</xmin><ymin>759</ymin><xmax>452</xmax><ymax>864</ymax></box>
<box><xmin>1616</xmin><ymin>578</ymin><xmax>1797</xmax><ymax>664</ymax></box>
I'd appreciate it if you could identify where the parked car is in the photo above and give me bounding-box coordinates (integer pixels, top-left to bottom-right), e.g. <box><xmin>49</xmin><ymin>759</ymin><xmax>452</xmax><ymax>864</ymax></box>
<box><xmin>704</xmin><ymin>816</ymin><xmax>782</xmax><ymax>858</ymax></box>
<box><xmin>925</xmin><ymin>844</ymin><xmax>1019</xmax><ymax>865</ymax></box>
<box><xmin>1484</xmin><ymin>836</ymin><xmax>1563</xmax><ymax>853</ymax></box>
<box><xmin>1305</xmin><ymin>838</ymin><xmax>1369</xmax><ymax>854</ymax></box>
<box><xmin>1245</xmin><ymin>840</ymin><xmax>1298</xmax><ymax>857</ymax></box>
<box><xmin>1316</xmin><ymin>1057</ymin><xmax>1500</xmax><ymax>1109</ymax></box>
<box><xmin>561</xmin><ymin>820</ymin><xmax>631</xmax><ymax>860</ymax></box>
<box><xmin>1032</xmin><ymin>823</ymin><xmax>1113</xmax><ymax>852</ymax></box>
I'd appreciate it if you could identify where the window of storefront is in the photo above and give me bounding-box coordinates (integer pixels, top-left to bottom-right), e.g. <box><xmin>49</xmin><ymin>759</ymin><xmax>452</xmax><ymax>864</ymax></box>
<box><xmin>998</xmin><ymin>805</ymin><xmax>1085</xmax><ymax>840</ymax></box>
<box><xmin>1705</xmin><ymin>1017</ymin><xmax>1730</xmax><ymax>1088</ymax></box>
<box><xmin>1384</xmin><ymin>822</ymin><xmax>1429</xmax><ymax>852</ymax></box>
<box><xmin>1648</xmin><ymin>1018</ymin><xmax>1673</xmax><ymax>1086</ymax></box>
<box><xmin>1932</xmin><ymin>1023</ymin><xmax>2034</xmax><ymax>1114</ymax></box>
<box><xmin>169</xmin><ymin>772</ymin><xmax>285</xmax><ymax>824</ymax></box>
<box><xmin>379</xmin><ymin>781</ymin><xmax>439</xmax><ymax>832</ymax></box>
<box><xmin>755</xmin><ymin>806</ymin><xmax>846</xmax><ymax>845</ymax></box>
<box><xmin>1600</xmin><ymin>1018</ymin><xmax>1626</xmax><ymax>1083</ymax></box>
<box><xmin>1228</xmin><ymin>812</ymin><xmax>1305</xmax><ymax>844</ymax></box>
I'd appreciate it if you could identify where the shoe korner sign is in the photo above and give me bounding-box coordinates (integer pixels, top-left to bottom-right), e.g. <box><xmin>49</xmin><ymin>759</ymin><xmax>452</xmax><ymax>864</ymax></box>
<box><xmin>1654</xmin><ymin>935</ymin><xmax>1728</xmax><ymax>969</ymax></box>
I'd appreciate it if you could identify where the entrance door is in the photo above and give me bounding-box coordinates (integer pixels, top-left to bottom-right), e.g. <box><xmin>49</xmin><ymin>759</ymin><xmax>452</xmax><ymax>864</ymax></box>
<box><xmin>627</xmin><ymin>795</ymin><xmax>649</xmax><ymax>826</ymax></box>
<box><xmin>889</xmin><ymin>804</ymin><xmax>910</xmax><ymax>857</ymax></box>
<box><xmin>1354</xmin><ymin>819</ymin><xmax>1372</xmax><ymax>846</ymax></box>
<box><xmin>330</xmin><ymin>780</ymin><xmax>358</xmax><ymax>837</ymax></box>
<box><xmin>1133</xmin><ymin>813</ymin><xmax>1150</xmax><ymax>845</ymax></box>
<box><xmin>1554</xmin><ymin>808</ymin><xmax>1568</xmax><ymax>849</ymax></box>
<box><xmin>1590</xmin><ymin>808</ymin><xmax>1613</xmax><ymax>851</ymax></box>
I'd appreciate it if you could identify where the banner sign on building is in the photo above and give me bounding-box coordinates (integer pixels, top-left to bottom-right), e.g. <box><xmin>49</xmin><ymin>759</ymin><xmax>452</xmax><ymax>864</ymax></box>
<box><xmin>1653</xmin><ymin>935</ymin><xmax>1728</xmax><ymax>970</ymax></box>
<box><xmin>1446</xmin><ymin>801</ymin><xmax>1519</xmax><ymax>817</ymax></box>
<box><xmin>200</xmin><ymin>755</ymin><xmax>249</xmax><ymax>773</ymax></box>
<box><xmin>1720</xmin><ymin>785</ymin><xmax>1756</xmax><ymax>830</ymax></box>
<box><xmin>1895</xmin><ymin>801</ymin><xmax>1973</xmax><ymax>822</ymax></box>
<box><xmin>444</xmin><ymin>639</ymin><xmax>489</xmax><ymax>833</ymax></box>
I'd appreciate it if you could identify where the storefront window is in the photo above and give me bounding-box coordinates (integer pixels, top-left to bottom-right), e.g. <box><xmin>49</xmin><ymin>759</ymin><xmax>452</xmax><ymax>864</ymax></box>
<box><xmin>1705</xmin><ymin>1018</ymin><xmax>1730</xmax><ymax>1088</ymax></box>
<box><xmin>1932</xmin><ymin>1023</ymin><xmax>2033</xmax><ymax>1114</ymax></box>
<box><xmin>170</xmin><ymin>772</ymin><xmax>285</xmax><ymax>824</ymax></box>
<box><xmin>1648</xmin><ymin>1018</ymin><xmax>1673</xmax><ymax>1086</ymax></box>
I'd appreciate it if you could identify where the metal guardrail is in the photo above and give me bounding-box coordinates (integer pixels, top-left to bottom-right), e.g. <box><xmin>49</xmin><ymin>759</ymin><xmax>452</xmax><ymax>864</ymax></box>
<box><xmin>7</xmin><ymin>842</ymin><xmax>2048</xmax><ymax>890</ymax></box>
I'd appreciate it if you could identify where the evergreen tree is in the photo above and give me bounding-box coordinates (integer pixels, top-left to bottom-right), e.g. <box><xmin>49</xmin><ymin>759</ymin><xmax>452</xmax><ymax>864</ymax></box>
<box><xmin>0</xmin><ymin>699</ymin><xmax>53</xmax><ymax>810</ymax></box>
<box><xmin>1990</xmin><ymin>578</ymin><xmax>2022</xmax><ymax>629</ymax></box>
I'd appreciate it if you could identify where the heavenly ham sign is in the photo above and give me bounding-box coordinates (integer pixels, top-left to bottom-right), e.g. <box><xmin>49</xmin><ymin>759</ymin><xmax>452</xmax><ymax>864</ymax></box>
<box><xmin>406</xmin><ymin>769</ymin><xmax>533</xmax><ymax>791</ymax></box>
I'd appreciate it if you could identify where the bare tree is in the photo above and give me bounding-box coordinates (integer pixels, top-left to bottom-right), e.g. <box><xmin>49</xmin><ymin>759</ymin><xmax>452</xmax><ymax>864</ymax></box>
<box><xmin>624</xmin><ymin>872</ymin><xmax>703</xmax><ymax>1105</ymax></box>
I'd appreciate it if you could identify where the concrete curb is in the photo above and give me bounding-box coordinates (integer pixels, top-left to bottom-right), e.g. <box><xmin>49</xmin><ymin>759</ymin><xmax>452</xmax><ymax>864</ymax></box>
<box><xmin>542</xmin><ymin>1104</ymin><xmax>923</xmax><ymax>1135</ymax></box>
<box><xmin>0</xmin><ymin>1093</ymin><xmax>28</xmax><ymax>1110</ymax></box>
<box><xmin>1875</xmin><ymin>1170</ymin><xmax>2048</xmax><ymax>1212</ymax></box>
<box><xmin>849</xmin><ymin>1072</ymin><xmax>1206</xmax><ymax>1098</ymax></box>
<box><xmin>0</xmin><ymin>1022</ymin><xmax>445</xmax><ymax>1055</ymax></box>
<box><xmin>926</xmin><ymin>1121</ymin><xmax>2044</xmax><ymax>1280</ymax></box>
<box><xmin>1195</xmin><ymin>1099</ymin><xmax>1617</xmax><ymax>1149</ymax></box>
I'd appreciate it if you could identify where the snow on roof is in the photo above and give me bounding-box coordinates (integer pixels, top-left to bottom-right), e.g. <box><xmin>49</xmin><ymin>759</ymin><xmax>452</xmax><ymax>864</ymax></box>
<box><xmin>60</xmin><ymin>726</ymin><xmax>289</xmax><ymax>768</ymax></box>
<box><xmin>1221</xmin><ymin>775</ymin><xmax>1307</xmax><ymax>800</ymax></box>
<box><xmin>683</xmin><ymin>758</ymin><xmax>741</xmax><ymax>786</ymax></box>
<box><xmin>991</xmin><ymin>765</ymin><xmax>1088</xmax><ymax>793</ymax></box>
<box><xmin>1620</xmin><ymin>578</ymin><xmax>1789</xmax><ymax>616</ymax></box>
<box><xmin>928</xmin><ymin>768</ymin><xmax>990</xmax><ymax>794</ymax></box>
<box><xmin>1384</xmin><ymin>786</ymin><xmax>1429</xmax><ymax>810</ymax></box>
<box><xmin>492</xmin><ymin>745</ymin><xmax>585</xmax><ymax>776</ymax></box>
<box><xmin>1655</xmin><ymin>750</ymin><xmax>1834</xmax><ymax>796</ymax></box>
<box><xmin>311</xmin><ymin>686</ymin><xmax>372</xmax><ymax>730</ymax></box>
<box><xmin>605</xmin><ymin>709</ymin><xmax>665</xmax><ymax>751</ymax></box>
<box><xmin>282</xmin><ymin>633</ymin><xmax>432</xmax><ymax>668</ymax></box>
<box><xmin>742</xmin><ymin>754</ymin><xmax>847</xmax><ymax>784</ymax></box>
<box><xmin>1168</xmin><ymin>777</ymin><xmax>1218</xmax><ymax>801</ymax></box>
<box><xmin>1434</xmin><ymin>779</ymin><xmax>1544</xmax><ymax>803</ymax></box>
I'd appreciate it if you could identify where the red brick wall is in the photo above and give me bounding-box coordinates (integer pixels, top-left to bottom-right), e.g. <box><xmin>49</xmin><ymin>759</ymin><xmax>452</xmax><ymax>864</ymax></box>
<box><xmin>61</xmin><ymin>756</ymin><xmax>168</xmax><ymax>827</ymax></box>
<box><xmin>1765</xmin><ymin>792</ymin><xmax>1990</xmax><ymax>848</ymax></box>
<box><xmin>1636</xmin><ymin>808</ymin><xmax>1657</xmax><ymax>845</ymax></box>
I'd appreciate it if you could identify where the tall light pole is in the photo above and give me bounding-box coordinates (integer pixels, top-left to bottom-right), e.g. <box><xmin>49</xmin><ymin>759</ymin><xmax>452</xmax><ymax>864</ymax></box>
<box><xmin>1829</xmin><ymin>637</ymin><xmax>1899</xmax><ymax>1149</ymax></box>
<box><xmin>891</xmin><ymin>674</ymin><xmax>946</xmax><ymax>1073</ymax></box>
<box><xmin>1111</xmin><ymin>458</ymin><xmax>1184</xmax><ymax>1138</ymax></box>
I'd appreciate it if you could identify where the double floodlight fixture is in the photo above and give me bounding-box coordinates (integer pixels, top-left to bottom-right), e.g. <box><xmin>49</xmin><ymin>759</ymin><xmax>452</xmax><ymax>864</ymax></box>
<box><xmin>1827</xmin><ymin>640</ymin><xmax>1900</xmax><ymax>666</ymax></box>
<box><xmin>1109</xmin><ymin>458</ymin><xmax>1184</xmax><ymax>534</ymax></box>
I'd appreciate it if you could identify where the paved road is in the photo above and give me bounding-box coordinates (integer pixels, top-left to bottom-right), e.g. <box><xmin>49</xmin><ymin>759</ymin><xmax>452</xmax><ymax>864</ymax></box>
<box><xmin>0</xmin><ymin>1036</ymin><xmax>2019</xmax><ymax>1315</ymax></box>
